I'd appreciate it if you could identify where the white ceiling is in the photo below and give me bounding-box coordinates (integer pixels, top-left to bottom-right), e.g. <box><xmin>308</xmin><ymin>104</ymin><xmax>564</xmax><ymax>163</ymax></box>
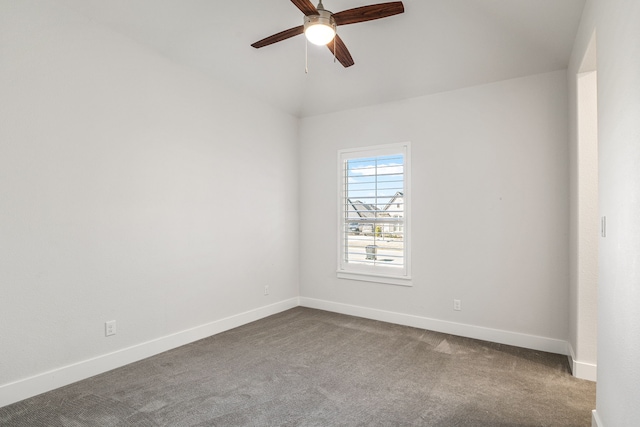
<box><xmin>56</xmin><ymin>0</ymin><xmax>586</xmax><ymax>118</ymax></box>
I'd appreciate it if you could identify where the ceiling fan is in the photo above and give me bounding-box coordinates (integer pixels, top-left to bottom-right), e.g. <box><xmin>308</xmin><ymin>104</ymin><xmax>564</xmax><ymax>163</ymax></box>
<box><xmin>251</xmin><ymin>0</ymin><xmax>405</xmax><ymax>68</ymax></box>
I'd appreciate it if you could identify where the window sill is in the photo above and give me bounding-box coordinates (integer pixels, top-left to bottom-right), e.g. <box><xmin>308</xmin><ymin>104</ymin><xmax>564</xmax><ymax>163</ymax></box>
<box><xmin>336</xmin><ymin>271</ymin><xmax>413</xmax><ymax>287</ymax></box>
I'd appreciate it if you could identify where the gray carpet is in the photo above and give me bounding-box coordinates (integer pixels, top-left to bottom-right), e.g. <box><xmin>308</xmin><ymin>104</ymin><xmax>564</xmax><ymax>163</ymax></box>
<box><xmin>0</xmin><ymin>307</ymin><xmax>595</xmax><ymax>426</ymax></box>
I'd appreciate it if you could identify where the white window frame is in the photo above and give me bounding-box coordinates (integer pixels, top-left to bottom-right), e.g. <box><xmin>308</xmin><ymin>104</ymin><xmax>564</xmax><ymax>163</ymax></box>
<box><xmin>337</xmin><ymin>142</ymin><xmax>412</xmax><ymax>286</ymax></box>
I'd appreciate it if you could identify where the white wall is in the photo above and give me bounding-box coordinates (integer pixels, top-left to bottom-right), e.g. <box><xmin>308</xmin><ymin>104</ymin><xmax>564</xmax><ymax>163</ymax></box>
<box><xmin>570</xmin><ymin>1</ymin><xmax>640</xmax><ymax>425</ymax></box>
<box><xmin>299</xmin><ymin>71</ymin><xmax>570</xmax><ymax>351</ymax></box>
<box><xmin>568</xmin><ymin>28</ymin><xmax>599</xmax><ymax>381</ymax></box>
<box><xmin>0</xmin><ymin>1</ymin><xmax>299</xmax><ymax>406</ymax></box>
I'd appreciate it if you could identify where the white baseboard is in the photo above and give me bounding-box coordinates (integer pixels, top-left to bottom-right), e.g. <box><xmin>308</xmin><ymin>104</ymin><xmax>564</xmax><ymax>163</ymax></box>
<box><xmin>300</xmin><ymin>297</ymin><xmax>568</xmax><ymax>355</ymax></box>
<box><xmin>574</xmin><ymin>361</ymin><xmax>597</xmax><ymax>381</ymax></box>
<box><xmin>0</xmin><ymin>298</ymin><xmax>299</xmax><ymax>408</ymax></box>
<box><xmin>566</xmin><ymin>343</ymin><xmax>597</xmax><ymax>381</ymax></box>
<box><xmin>592</xmin><ymin>410</ymin><xmax>603</xmax><ymax>427</ymax></box>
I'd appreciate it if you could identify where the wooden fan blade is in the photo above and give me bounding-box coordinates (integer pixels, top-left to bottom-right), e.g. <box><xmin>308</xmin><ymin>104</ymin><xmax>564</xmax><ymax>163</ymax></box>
<box><xmin>291</xmin><ymin>0</ymin><xmax>319</xmax><ymax>16</ymax></box>
<box><xmin>251</xmin><ymin>26</ymin><xmax>304</xmax><ymax>48</ymax></box>
<box><xmin>333</xmin><ymin>2</ymin><xmax>404</xmax><ymax>26</ymax></box>
<box><xmin>327</xmin><ymin>34</ymin><xmax>355</xmax><ymax>68</ymax></box>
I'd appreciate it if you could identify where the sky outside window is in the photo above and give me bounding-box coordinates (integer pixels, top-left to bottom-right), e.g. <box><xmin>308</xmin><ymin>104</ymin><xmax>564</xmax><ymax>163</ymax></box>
<box><xmin>346</xmin><ymin>155</ymin><xmax>404</xmax><ymax>208</ymax></box>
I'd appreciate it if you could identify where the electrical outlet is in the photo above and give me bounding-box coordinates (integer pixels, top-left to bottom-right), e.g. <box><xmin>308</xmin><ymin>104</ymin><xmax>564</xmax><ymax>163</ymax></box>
<box><xmin>105</xmin><ymin>320</ymin><xmax>116</xmax><ymax>336</ymax></box>
<box><xmin>264</xmin><ymin>285</ymin><xmax>269</xmax><ymax>296</ymax></box>
<box><xmin>453</xmin><ymin>299</ymin><xmax>461</xmax><ymax>311</ymax></box>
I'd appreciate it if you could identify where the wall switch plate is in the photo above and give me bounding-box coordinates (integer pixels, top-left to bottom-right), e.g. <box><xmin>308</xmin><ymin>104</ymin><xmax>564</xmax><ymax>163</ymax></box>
<box><xmin>264</xmin><ymin>285</ymin><xmax>269</xmax><ymax>296</ymax></box>
<box><xmin>453</xmin><ymin>299</ymin><xmax>461</xmax><ymax>311</ymax></box>
<box><xmin>105</xmin><ymin>320</ymin><xmax>116</xmax><ymax>336</ymax></box>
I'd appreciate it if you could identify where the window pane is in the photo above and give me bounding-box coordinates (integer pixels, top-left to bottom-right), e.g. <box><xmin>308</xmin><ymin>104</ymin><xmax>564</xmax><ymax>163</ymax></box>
<box><xmin>343</xmin><ymin>153</ymin><xmax>404</xmax><ymax>268</ymax></box>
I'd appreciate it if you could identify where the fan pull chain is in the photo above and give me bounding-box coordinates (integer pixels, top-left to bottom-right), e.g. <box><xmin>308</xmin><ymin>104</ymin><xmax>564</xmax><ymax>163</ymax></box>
<box><xmin>305</xmin><ymin>37</ymin><xmax>309</xmax><ymax>74</ymax></box>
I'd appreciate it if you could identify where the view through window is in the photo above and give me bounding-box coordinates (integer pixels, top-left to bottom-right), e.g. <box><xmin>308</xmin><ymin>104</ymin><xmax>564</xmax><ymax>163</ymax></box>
<box><xmin>339</xmin><ymin>143</ymin><xmax>410</xmax><ymax>280</ymax></box>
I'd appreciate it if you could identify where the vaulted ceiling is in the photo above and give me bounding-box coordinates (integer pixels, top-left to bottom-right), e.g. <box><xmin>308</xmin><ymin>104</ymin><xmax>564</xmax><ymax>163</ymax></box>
<box><xmin>57</xmin><ymin>0</ymin><xmax>586</xmax><ymax>117</ymax></box>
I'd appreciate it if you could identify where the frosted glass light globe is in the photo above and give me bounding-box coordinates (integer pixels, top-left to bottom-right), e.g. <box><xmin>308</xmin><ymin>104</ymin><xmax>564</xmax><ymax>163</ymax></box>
<box><xmin>305</xmin><ymin>23</ymin><xmax>336</xmax><ymax>45</ymax></box>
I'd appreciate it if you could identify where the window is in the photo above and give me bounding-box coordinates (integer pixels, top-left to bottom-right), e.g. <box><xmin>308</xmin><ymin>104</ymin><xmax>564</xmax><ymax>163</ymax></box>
<box><xmin>337</xmin><ymin>143</ymin><xmax>411</xmax><ymax>285</ymax></box>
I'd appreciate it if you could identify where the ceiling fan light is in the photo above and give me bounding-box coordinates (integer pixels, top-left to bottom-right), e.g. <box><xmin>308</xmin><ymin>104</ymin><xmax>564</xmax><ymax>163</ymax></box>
<box><xmin>304</xmin><ymin>11</ymin><xmax>336</xmax><ymax>45</ymax></box>
<box><xmin>305</xmin><ymin>24</ymin><xmax>336</xmax><ymax>45</ymax></box>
